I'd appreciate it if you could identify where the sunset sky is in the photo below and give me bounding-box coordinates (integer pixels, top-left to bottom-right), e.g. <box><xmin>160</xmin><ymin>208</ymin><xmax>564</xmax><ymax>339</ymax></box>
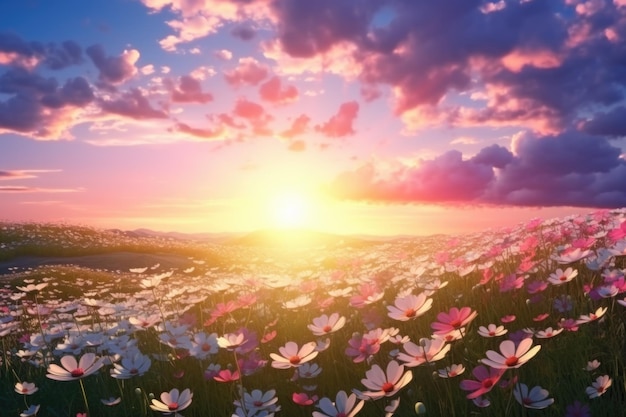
<box><xmin>1</xmin><ymin>0</ymin><xmax>626</xmax><ymax>236</ymax></box>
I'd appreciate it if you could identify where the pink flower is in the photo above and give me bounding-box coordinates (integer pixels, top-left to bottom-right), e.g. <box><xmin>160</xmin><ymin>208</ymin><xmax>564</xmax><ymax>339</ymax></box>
<box><xmin>396</xmin><ymin>338</ymin><xmax>450</xmax><ymax>367</ymax></box>
<box><xmin>387</xmin><ymin>293</ymin><xmax>432</xmax><ymax>321</ymax></box>
<box><xmin>481</xmin><ymin>338</ymin><xmax>541</xmax><ymax>369</ymax></box>
<box><xmin>312</xmin><ymin>391</ymin><xmax>364</xmax><ymax>417</ymax></box>
<box><xmin>292</xmin><ymin>392</ymin><xmax>317</xmax><ymax>406</ymax></box>
<box><xmin>46</xmin><ymin>353</ymin><xmax>104</xmax><ymax>381</ymax></box>
<box><xmin>586</xmin><ymin>375</ymin><xmax>612</xmax><ymax>399</ymax></box>
<box><xmin>431</xmin><ymin>307</ymin><xmax>478</xmax><ymax>335</ymax></box>
<box><xmin>547</xmin><ymin>267</ymin><xmax>578</xmax><ymax>285</ymax></box>
<box><xmin>270</xmin><ymin>341</ymin><xmax>318</xmax><ymax>369</ymax></box>
<box><xmin>360</xmin><ymin>360</ymin><xmax>413</xmax><ymax>400</ymax></box>
<box><xmin>307</xmin><ymin>313</ymin><xmax>346</xmax><ymax>336</ymax></box>
<box><xmin>459</xmin><ymin>365</ymin><xmax>505</xmax><ymax>399</ymax></box>
<box><xmin>477</xmin><ymin>324</ymin><xmax>507</xmax><ymax>338</ymax></box>
<box><xmin>501</xmin><ymin>315</ymin><xmax>516</xmax><ymax>323</ymax></box>
<box><xmin>576</xmin><ymin>307</ymin><xmax>607</xmax><ymax>325</ymax></box>
<box><xmin>150</xmin><ymin>388</ymin><xmax>193</xmax><ymax>413</ymax></box>
<box><xmin>213</xmin><ymin>369</ymin><xmax>240</xmax><ymax>382</ymax></box>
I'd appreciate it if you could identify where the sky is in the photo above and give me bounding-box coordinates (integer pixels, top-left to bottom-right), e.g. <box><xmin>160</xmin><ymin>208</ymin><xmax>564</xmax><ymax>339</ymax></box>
<box><xmin>1</xmin><ymin>0</ymin><xmax>626</xmax><ymax>236</ymax></box>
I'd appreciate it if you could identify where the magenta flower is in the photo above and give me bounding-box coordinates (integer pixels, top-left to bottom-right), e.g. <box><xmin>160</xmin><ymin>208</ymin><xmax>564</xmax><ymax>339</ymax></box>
<box><xmin>459</xmin><ymin>365</ymin><xmax>505</xmax><ymax>399</ymax></box>
<box><xmin>431</xmin><ymin>307</ymin><xmax>477</xmax><ymax>335</ymax></box>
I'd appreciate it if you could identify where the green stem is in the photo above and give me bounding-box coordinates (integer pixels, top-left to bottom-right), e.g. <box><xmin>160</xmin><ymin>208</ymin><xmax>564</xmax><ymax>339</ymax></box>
<box><xmin>79</xmin><ymin>378</ymin><xmax>91</xmax><ymax>417</ymax></box>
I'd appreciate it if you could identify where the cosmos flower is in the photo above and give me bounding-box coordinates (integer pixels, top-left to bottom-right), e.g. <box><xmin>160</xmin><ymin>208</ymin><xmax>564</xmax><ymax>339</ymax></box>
<box><xmin>270</xmin><ymin>341</ymin><xmax>318</xmax><ymax>369</ymax></box>
<box><xmin>481</xmin><ymin>338</ymin><xmax>541</xmax><ymax>369</ymax></box>
<box><xmin>360</xmin><ymin>360</ymin><xmax>413</xmax><ymax>400</ymax></box>
<box><xmin>19</xmin><ymin>404</ymin><xmax>40</xmax><ymax>417</ymax></box>
<box><xmin>547</xmin><ymin>267</ymin><xmax>578</xmax><ymax>285</ymax></box>
<box><xmin>437</xmin><ymin>364</ymin><xmax>465</xmax><ymax>378</ymax></box>
<box><xmin>477</xmin><ymin>324</ymin><xmax>507</xmax><ymax>338</ymax></box>
<box><xmin>386</xmin><ymin>293</ymin><xmax>432</xmax><ymax>321</ymax></box>
<box><xmin>534</xmin><ymin>327</ymin><xmax>563</xmax><ymax>339</ymax></box>
<box><xmin>307</xmin><ymin>313</ymin><xmax>346</xmax><ymax>336</ymax></box>
<box><xmin>576</xmin><ymin>307</ymin><xmax>608</xmax><ymax>325</ymax></box>
<box><xmin>15</xmin><ymin>381</ymin><xmax>38</xmax><ymax>395</ymax></box>
<box><xmin>150</xmin><ymin>388</ymin><xmax>193</xmax><ymax>413</ymax></box>
<box><xmin>513</xmin><ymin>383</ymin><xmax>554</xmax><ymax>409</ymax></box>
<box><xmin>431</xmin><ymin>307</ymin><xmax>478</xmax><ymax>335</ymax></box>
<box><xmin>46</xmin><ymin>353</ymin><xmax>104</xmax><ymax>381</ymax></box>
<box><xmin>459</xmin><ymin>365</ymin><xmax>505</xmax><ymax>399</ymax></box>
<box><xmin>313</xmin><ymin>391</ymin><xmax>364</xmax><ymax>417</ymax></box>
<box><xmin>235</xmin><ymin>389</ymin><xmax>279</xmax><ymax>415</ymax></box>
<box><xmin>586</xmin><ymin>375</ymin><xmax>612</xmax><ymax>399</ymax></box>
<box><xmin>396</xmin><ymin>337</ymin><xmax>450</xmax><ymax>368</ymax></box>
<box><xmin>110</xmin><ymin>352</ymin><xmax>151</xmax><ymax>379</ymax></box>
<box><xmin>16</xmin><ymin>283</ymin><xmax>48</xmax><ymax>294</ymax></box>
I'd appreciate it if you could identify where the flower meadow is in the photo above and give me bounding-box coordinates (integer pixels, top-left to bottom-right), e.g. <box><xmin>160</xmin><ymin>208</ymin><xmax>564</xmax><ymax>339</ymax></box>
<box><xmin>1</xmin><ymin>210</ymin><xmax>626</xmax><ymax>417</ymax></box>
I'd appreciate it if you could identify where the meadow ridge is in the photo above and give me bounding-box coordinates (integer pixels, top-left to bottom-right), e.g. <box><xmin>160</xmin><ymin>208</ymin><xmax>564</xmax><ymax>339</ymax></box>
<box><xmin>1</xmin><ymin>210</ymin><xmax>626</xmax><ymax>417</ymax></box>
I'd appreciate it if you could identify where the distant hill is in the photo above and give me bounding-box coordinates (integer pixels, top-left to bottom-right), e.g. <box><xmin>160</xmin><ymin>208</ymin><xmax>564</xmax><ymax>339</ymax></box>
<box><xmin>227</xmin><ymin>228</ymin><xmax>374</xmax><ymax>248</ymax></box>
<box><xmin>129</xmin><ymin>228</ymin><xmax>245</xmax><ymax>243</ymax></box>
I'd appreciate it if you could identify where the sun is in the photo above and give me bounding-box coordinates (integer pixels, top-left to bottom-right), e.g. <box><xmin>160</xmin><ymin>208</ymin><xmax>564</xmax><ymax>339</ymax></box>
<box><xmin>266</xmin><ymin>190</ymin><xmax>314</xmax><ymax>229</ymax></box>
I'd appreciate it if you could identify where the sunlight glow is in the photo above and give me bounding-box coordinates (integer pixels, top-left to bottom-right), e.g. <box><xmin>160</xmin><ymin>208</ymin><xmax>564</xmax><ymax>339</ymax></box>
<box><xmin>267</xmin><ymin>190</ymin><xmax>314</xmax><ymax>229</ymax></box>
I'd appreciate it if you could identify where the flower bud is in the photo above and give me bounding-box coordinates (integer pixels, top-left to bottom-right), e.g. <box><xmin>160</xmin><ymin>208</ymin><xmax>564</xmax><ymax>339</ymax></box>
<box><xmin>415</xmin><ymin>401</ymin><xmax>426</xmax><ymax>415</ymax></box>
<box><xmin>134</xmin><ymin>388</ymin><xmax>142</xmax><ymax>395</ymax></box>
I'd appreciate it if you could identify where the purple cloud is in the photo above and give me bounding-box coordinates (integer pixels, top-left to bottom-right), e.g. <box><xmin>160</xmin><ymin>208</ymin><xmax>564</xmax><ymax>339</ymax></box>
<box><xmin>580</xmin><ymin>106</ymin><xmax>626</xmax><ymax>138</ymax></box>
<box><xmin>100</xmin><ymin>88</ymin><xmax>168</xmax><ymax>120</ymax></box>
<box><xmin>86</xmin><ymin>44</ymin><xmax>139</xmax><ymax>86</ymax></box>
<box><xmin>329</xmin><ymin>131</ymin><xmax>626</xmax><ymax>208</ymax></box>
<box><xmin>167</xmin><ymin>75</ymin><xmax>213</xmax><ymax>103</ymax></box>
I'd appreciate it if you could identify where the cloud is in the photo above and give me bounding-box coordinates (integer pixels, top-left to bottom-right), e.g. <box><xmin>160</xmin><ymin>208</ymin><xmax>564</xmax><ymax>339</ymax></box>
<box><xmin>259</xmin><ymin>76</ymin><xmax>298</xmax><ymax>103</ymax></box>
<box><xmin>231</xmin><ymin>25</ymin><xmax>256</xmax><ymax>41</ymax></box>
<box><xmin>232</xmin><ymin>98</ymin><xmax>273</xmax><ymax>135</ymax></box>
<box><xmin>315</xmin><ymin>101</ymin><xmax>359</xmax><ymax>137</ymax></box>
<box><xmin>167</xmin><ymin>75</ymin><xmax>213</xmax><ymax>103</ymax></box>
<box><xmin>43</xmin><ymin>40</ymin><xmax>83</xmax><ymax>70</ymax></box>
<box><xmin>0</xmin><ymin>186</ymin><xmax>81</xmax><ymax>193</ymax></box>
<box><xmin>99</xmin><ymin>88</ymin><xmax>168</xmax><ymax>120</ymax></box>
<box><xmin>224</xmin><ymin>57</ymin><xmax>269</xmax><ymax>87</ymax></box>
<box><xmin>287</xmin><ymin>139</ymin><xmax>306</xmax><ymax>152</ymax></box>
<box><xmin>175</xmin><ymin>122</ymin><xmax>223</xmax><ymax>140</ymax></box>
<box><xmin>281</xmin><ymin>114</ymin><xmax>310</xmax><ymax>138</ymax></box>
<box><xmin>86</xmin><ymin>44</ymin><xmax>140</xmax><ymax>86</ymax></box>
<box><xmin>0</xmin><ymin>169</ymin><xmax>61</xmax><ymax>180</ymax></box>
<box><xmin>328</xmin><ymin>131</ymin><xmax>626</xmax><ymax>207</ymax></box>
<box><xmin>0</xmin><ymin>68</ymin><xmax>93</xmax><ymax>138</ymax></box>
<box><xmin>579</xmin><ymin>105</ymin><xmax>626</xmax><ymax>138</ymax></box>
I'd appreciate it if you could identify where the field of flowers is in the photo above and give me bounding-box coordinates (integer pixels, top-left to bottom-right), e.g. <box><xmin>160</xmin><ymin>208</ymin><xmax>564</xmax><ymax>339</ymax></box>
<box><xmin>1</xmin><ymin>210</ymin><xmax>626</xmax><ymax>417</ymax></box>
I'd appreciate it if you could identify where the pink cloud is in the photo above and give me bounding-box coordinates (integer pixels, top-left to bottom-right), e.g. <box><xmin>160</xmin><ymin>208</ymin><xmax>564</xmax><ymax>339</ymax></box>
<box><xmin>287</xmin><ymin>139</ymin><xmax>306</xmax><ymax>152</ymax></box>
<box><xmin>0</xmin><ymin>186</ymin><xmax>81</xmax><ymax>193</ymax></box>
<box><xmin>281</xmin><ymin>114</ymin><xmax>310</xmax><ymax>138</ymax></box>
<box><xmin>0</xmin><ymin>169</ymin><xmax>61</xmax><ymax>180</ymax></box>
<box><xmin>259</xmin><ymin>76</ymin><xmax>298</xmax><ymax>103</ymax></box>
<box><xmin>315</xmin><ymin>101</ymin><xmax>359</xmax><ymax>137</ymax></box>
<box><xmin>176</xmin><ymin>122</ymin><xmax>223</xmax><ymax>140</ymax></box>
<box><xmin>224</xmin><ymin>57</ymin><xmax>269</xmax><ymax>87</ymax></box>
<box><xmin>232</xmin><ymin>98</ymin><xmax>273</xmax><ymax>135</ymax></box>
